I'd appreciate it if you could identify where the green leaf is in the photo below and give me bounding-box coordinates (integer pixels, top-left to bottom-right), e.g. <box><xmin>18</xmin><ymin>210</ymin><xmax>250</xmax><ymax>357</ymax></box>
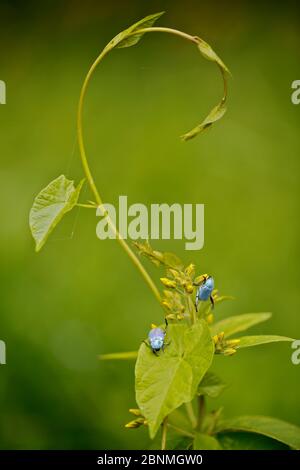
<box><xmin>181</xmin><ymin>99</ymin><xmax>226</xmax><ymax>141</ymax></box>
<box><xmin>98</xmin><ymin>351</ymin><xmax>138</xmax><ymax>360</ymax></box>
<box><xmin>181</xmin><ymin>36</ymin><xmax>230</xmax><ymax>141</ymax></box>
<box><xmin>135</xmin><ymin>320</ymin><xmax>214</xmax><ymax>438</ymax></box>
<box><xmin>211</xmin><ymin>312</ymin><xmax>272</xmax><ymax>338</ymax></box>
<box><xmin>108</xmin><ymin>12</ymin><xmax>165</xmax><ymax>50</ymax></box>
<box><xmin>216</xmin><ymin>416</ymin><xmax>300</xmax><ymax>450</ymax></box>
<box><xmin>235</xmin><ymin>335</ymin><xmax>294</xmax><ymax>349</ymax></box>
<box><xmin>217</xmin><ymin>431</ymin><xmax>289</xmax><ymax>450</ymax></box>
<box><xmin>193</xmin><ymin>433</ymin><xmax>221</xmax><ymax>450</ymax></box>
<box><xmin>29</xmin><ymin>175</ymin><xmax>84</xmax><ymax>252</ymax></box>
<box><xmin>198</xmin><ymin>372</ymin><xmax>227</xmax><ymax>398</ymax></box>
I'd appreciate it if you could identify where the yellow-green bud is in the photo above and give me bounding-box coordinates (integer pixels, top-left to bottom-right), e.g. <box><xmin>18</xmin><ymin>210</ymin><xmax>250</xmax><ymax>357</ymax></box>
<box><xmin>218</xmin><ymin>331</ymin><xmax>225</xmax><ymax>342</ymax></box>
<box><xmin>184</xmin><ymin>283</ymin><xmax>194</xmax><ymax>294</ymax></box>
<box><xmin>213</xmin><ymin>335</ymin><xmax>219</xmax><ymax>345</ymax></box>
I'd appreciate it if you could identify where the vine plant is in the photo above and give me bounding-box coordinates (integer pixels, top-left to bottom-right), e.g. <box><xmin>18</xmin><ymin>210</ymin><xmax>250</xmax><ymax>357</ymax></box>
<box><xmin>29</xmin><ymin>13</ymin><xmax>300</xmax><ymax>450</ymax></box>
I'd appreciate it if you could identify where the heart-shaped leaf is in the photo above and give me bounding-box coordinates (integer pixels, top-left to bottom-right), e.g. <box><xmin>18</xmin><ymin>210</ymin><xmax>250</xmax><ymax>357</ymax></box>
<box><xmin>29</xmin><ymin>175</ymin><xmax>84</xmax><ymax>252</ymax></box>
<box><xmin>193</xmin><ymin>433</ymin><xmax>222</xmax><ymax>450</ymax></box>
<box><xmin>135</xmin><ymin>320</ymin><xmax>214</xmax><ymax>438</ymax></box>
<box><xmin>216</xmin><ymin>415</ymin><xmax>300</xmax><ymax>450</ymax></box>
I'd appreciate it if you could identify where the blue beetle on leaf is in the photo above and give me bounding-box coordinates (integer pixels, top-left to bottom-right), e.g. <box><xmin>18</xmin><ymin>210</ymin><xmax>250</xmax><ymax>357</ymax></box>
<box><xmin>144</xmin><ymin>319</ymin><xmax>170</xmax><ymax>356</ymax></box>
<box><xmin>195</xmin><ymin>275</ymin><xmax>214</xmax><ymax>311</ymax></box>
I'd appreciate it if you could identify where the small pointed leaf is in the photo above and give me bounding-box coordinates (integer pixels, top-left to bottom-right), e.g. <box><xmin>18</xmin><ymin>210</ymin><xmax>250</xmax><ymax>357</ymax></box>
<box><xmin>211</xmin><ymin>313</ymin><xmax>272</xmax><ymax>338</ymax></box>
<box><xmin>235</xmin><ymin>335</ymin><xmax>294</xmax><ymax>349</ymax></box>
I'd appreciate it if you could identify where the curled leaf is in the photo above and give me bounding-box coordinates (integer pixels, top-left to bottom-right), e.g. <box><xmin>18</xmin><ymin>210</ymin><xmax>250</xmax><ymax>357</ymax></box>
<box><xmin>29</xmin><ymin>175</ymin><xmax>84</xmax><ymax>252</ymax></box>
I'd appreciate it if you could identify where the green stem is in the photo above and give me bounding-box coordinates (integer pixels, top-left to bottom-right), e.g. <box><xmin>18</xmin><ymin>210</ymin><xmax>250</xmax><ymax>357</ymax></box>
<box><xmin>161</xmin><ymin>416</ymin><xmax>168</xmax><ymax>450</ymax></box>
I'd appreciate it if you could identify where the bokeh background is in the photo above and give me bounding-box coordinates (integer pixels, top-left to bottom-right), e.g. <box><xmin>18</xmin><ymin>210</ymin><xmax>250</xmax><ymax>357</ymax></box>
<box><xmin>0</xmin><ymin>0</ymin><xmax>299</xmax><ymax>449</ymax></box>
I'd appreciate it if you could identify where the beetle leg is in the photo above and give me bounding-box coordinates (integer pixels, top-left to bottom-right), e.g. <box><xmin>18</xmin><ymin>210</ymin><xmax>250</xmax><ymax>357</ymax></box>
<box><xmin>210</xmin><ymin>295</ymin><xmax>215</xmax><ymax>310</ymax></box>
<box><xmin>143</xmin><ymin>340</ymin><xmax>151</xmax><ymax>349</ymax></box>
<box><xmin>195</xmin><ymin>295</ymin><xmax>199</xmax><ymax>312</ymax></box>
<box><xmin>164</xmin><ymin>317</ymin><xmax>168</xmax><ymax>332</ymax></box>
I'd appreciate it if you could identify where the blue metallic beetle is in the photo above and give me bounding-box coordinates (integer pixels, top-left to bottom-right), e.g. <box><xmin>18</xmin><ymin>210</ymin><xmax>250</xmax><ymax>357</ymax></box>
<box><xmin>195</xmin><ymin>275</ymin><xmax>215</xmax><ymax>311</ymax></box>
<box><xmin>145</xmin><ymin>319</ymin><xmax>169</xmax><ymax>355</ymax></box>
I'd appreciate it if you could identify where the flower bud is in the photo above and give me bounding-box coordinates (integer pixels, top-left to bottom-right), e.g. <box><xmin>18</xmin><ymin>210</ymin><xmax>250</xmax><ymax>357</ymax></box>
<box><xmin>166</xmin><ymin>314</ymin><xmax>177</xmax><ymax>321</ymax></box>
<box><xmin>185</xmin><ymin>263</ymin><xmax>195</xmax><ymax>277</ymax></box>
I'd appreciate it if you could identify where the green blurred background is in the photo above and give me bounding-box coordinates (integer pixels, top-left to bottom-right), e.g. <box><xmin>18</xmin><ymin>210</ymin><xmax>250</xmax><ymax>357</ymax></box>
<box><xmin>0</xmin><ymin>0</ymin><xmax>299</xmax><ymax>449</ymax></box>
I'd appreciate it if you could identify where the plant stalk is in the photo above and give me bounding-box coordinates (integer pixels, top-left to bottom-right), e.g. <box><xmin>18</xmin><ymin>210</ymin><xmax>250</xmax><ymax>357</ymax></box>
<box><xmin>161</xmin><ymin>416</ymin><xmax>168</xmax><ymax>450</ymax></box>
